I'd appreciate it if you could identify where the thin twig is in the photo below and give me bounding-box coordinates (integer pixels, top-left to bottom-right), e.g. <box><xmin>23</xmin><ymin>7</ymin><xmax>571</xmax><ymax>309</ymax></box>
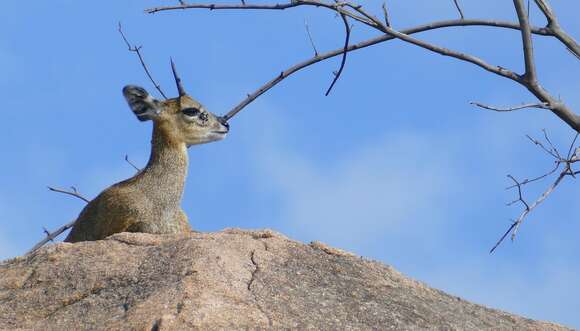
<box><xmin>343</xmin><ymin>3</ymin><xmax>375</xmax><ymax>24</ymax></box>
<box><xmin>304</xmin><ymin>19</ymin><xmax>319</xmax><ymax>56</ymax></box>
<box><xmin>42</xmin><ymin>227</ymin><xmax>53</xmax><ymax>242</ymax></box>
<box><xmin>29</xmin><ymin>186</ymin><xmax>91</xmax><ymax>254</ymax></box>
<box><xmin>511</xmin><ymin>169</ymin><xmax>567</xmax><ymax>238</ymax></box>
<box><xmin>381</xmin><ymin>2</ymin><xmax>390</xmax><ymax>27</ymax></box>
<box><xmin>526</xmin><ymin>134</ymin><xmax>559</xmax><ymax>159</ymax></box>
<box><xmin>147</xmin><ymin>2</ymin><xmax>374</xmax><ymax>26</ymax></box>
<box><xmin>542</xmin><ymin>129</ymin><xmax>561</xmax><ymax>159</ymax></box>
<box><xmin>31</xmin><ymin>155</ymin><xmax>145</xmax><ymax>254</ymax></box>
<box><xmin>527</xmin><ymin>0</ymin><xmax>530</xmax><ymax>17</ymax></box>
<box><xmin>491</xmin><ymin>131</ymin><xmax>579</xmax><ymax>253</ymax></box>
<box><xmin>506</xmin><ymin>175</ymin><xmax>530</xmax><ymax>210</ymax></box>
<box><xmin>505</xmin><ymin>161</ymin><xmax>560</xmax><ymax>189</ymax></box>
<box><xmin>533</xmin><ymin>0</ymin><xmax>580</xmax><ymax>57</ymax></box>
<box><xmin>47</xmin><ymin>186</ymin><xmax>90</xmax><ymax>203</ymax></box>
<box><xmin>452</xmin><ymin>0</ymin><xmax>465</xmax><ymax>19</ymax></box>
<box><xmin>492</xmin><ymin>168</ymin><xmax>566</xmax><ymax>253</ymax></box>
<box><xmin>470</xmin><ymin>101</ymin><xmax>549</xmax><ymax>112</ymax></box>
<box><xmin>27</xmin><ymin>219</ymin><xmax>77</xmax><ymax>254</ymax></box>
<box><xmin>118</xmin><ymin>23</ymin><xmax>168</xmax><ymax>100</ymax></box>
<box><xmin>148</xmin><ymin>2</ymin><xmax>307</xmax><ymax>12</ymax></box>
<box><xmin>125</xmin><ymin>154</ymin><xmax>142</xmax><ymax>172</ymax></box>
<box><xmin>533</xmin><ymin>0</ymin><xmax>555</xmax><ymax>25</ymax></box>
<box><xmin>566</xmin><ymin>132</ymin><xmax>579</xmax><ymax>159</ymax></box>
<box><xmin>490</xmin><ymin>222</ymin><xmax>518</xmax><ymax>253</ymax></box>
<box><xmin>325</xmin><ymin>13</ymin><xmax>351</xmax><ymax>96</ymax></box>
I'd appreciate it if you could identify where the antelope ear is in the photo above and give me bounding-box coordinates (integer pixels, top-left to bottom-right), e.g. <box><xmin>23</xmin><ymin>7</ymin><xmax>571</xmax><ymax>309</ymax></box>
<box><xmin>122</xmin><ymin>85</ymin><xmax>160</xmax><ymax>122</ymax></box>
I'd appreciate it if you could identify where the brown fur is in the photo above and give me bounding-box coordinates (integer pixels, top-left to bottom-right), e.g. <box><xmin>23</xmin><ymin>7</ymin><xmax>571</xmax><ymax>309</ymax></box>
<box><xmin>65</xmin><ymin>91</ymin><xmax>228</xmax><ymax>242</ymax></box>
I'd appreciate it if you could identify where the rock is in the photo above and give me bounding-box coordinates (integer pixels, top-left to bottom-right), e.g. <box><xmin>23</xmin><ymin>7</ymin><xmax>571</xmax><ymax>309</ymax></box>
<box><xmin>0</xmin><ymin>229</ymin><xmax>570</xmax><ymax>330</ymax></box>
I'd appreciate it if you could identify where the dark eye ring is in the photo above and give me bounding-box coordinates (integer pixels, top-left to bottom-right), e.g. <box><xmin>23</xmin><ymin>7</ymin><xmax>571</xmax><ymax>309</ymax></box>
<box><xmin>182</xmin><ymin>108</ymin><xmax>200</xmax><ymax>117</ymax></box>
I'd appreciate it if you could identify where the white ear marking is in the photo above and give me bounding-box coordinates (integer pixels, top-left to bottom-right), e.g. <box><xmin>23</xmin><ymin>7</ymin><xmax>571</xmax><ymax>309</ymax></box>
<box><xmin>123</xmin><ymin>85</ymin><xmax>160</xmax><ymax>122</ymax></box>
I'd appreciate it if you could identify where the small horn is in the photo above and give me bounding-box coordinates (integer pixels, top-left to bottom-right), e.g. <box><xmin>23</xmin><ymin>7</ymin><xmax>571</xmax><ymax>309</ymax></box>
<box><xmin>170</xmin><ymin>58</ymin><xmax>186</xmax><ymax>97</ymax></box>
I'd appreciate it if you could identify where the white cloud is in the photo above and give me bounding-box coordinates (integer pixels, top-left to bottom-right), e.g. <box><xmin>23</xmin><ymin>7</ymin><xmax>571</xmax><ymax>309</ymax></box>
<box><xmin>252</xmin><ymin>124</ymin><xmax>463</xmax><ymax>251</ymax></box>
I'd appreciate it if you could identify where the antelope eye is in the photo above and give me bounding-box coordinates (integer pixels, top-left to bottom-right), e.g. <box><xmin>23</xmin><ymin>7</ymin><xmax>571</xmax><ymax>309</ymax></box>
<box><xmin>182</xmin><ymin>108</ymin><xmax>200</xmax><ymax>117</ymax></box>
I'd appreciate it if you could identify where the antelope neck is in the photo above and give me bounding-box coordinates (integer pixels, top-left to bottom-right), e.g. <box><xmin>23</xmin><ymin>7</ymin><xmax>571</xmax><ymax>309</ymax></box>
<box><xmin>135</xmin><ymin>123</ymin><xmax>188</xmax><ymax>205</ymax></box>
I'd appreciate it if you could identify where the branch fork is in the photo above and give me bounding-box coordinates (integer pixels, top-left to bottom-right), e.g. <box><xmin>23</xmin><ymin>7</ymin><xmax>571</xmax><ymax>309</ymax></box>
<box><xmin>490</xmin><ymin>131</ymin><xmax>580</xmax><ymax>253</ymax></box>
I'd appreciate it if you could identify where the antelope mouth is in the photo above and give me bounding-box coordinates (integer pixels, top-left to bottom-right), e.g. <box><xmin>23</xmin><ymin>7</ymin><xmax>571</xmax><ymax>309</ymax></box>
<box><xmin>207</xmin><ymin>130</ymin><xmax>228</xmax><ymax>141</ymax></box>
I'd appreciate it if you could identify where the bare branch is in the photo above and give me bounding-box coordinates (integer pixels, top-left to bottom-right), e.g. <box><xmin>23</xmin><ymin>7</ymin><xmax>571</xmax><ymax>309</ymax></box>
<box><xmin>533</xmin><ymin>0</ymin><xmax>580</xmax><ymax>58</ymax></box>
<box><xmin>42</xmin><ymin>227</ymin><xmax>53</xmax><ymax>242</ymax></box>
<box><xmin>148</xmin><ymin>2</ymin><xmax>296</xmax><ymax>12</ymax></box>
<box><xmin>30</xmin><ymin>186</ymin><xmax>91</xmax><ymax>254</ymax></box>
<box><xmin>534</xmin><ymin>0</ymin><xmax>554</xmax><ymax>24</ymax></box>
<box><xmin>510</xmin><ymin>169</ymin><xmax>567</xmax><ymax>238</ymax></box>
<box><xmin>381</xmin><ymin>2</ymin><xmax>390</xmax><ymax>27</ymax></box>
<box><xmin>47</xmin><ymin>186</ymin><xmax>90</xmax><ymax>203</ymax></box>
<box><xmin>527</xmin><ymin>0</ymin><xmax>530</xmax><ymax>18</ymax></box>
<box><xmin>470</xmin><ymin>101</ymin><xmax>549</xmax><ymax>112</ymax></box>
<box><xmin>389</xmin><ymin>3</ymin><xmax>580</xmax><ymax>133</ymax></box>
<box><xmin>526</xmin><ymin>134</ymin><xmax>559</xmax><ymax>159</ymax></box>
<box><xmin>147</xmin><ymin>2</ymin><xmax>374</xmax><ymax>26</ymax></box>
<box><xmin>317</xmin><ymin>3</ymin><xmax>527</xmax><ymax>86</ymax></box>
<box><xmin>219</xmin><ymin>18</ymin><xmax>551</xmax><ymax>121</ymax></box>
<box><xmin>125</xmin><ymin>154</ymin><xmax>142</xmax><ymax>172</ymax></box>
<box><xmin>506</xmin><ymin>175</ymin><xmax>530</xmax><ymax>210</ymax></box>
<box><xmin>452</xmin><ymin>0</ymin><xmax>465</xmax><ymax>20</ymax></box>
<box><xmin>31</xmin><ymin>156</ymin><xmax>141</xmax><ymax>254</ymax></box>
<box><xmin>378</xmin><ymin>21</ymin><xmax>523</xmax><ymax>84</ymax></box>
<box><xmin>147</xmin><ymin>3</ymin><xmax>552</xmax><ymax>35</ymax></box>
<box><xmin>541</xmin><ymin>129</ymin><xmax>561</xmax><ymax>159</ymax></box>
<box><xmin>567</xmin><ymin>133</ymin><xmax>579</xmax><ymax>159</ymax></box>
<box><xmin>304</xmin><ymin>19</ymin><xmax>319</xmax><ymax>56</ymax></box>
<box><xmin>118</xmin><ymin>23</ymin><xmax>169</xmax><ymax>100</ymax></box>
<box><xmin>386</xmin><ymin>1</ymin><xmax>578</xmax><ymax>127</ymax></box>
<box><xmin>505</xmin><ymin>161</ymin><xmax>560</xmax><ymax>189</ymax></box>
<box><xmin>342</xmin><ymin>3</ymin><xmax>381</xmax><ymax>27</ymax></box>
<box><xmin>27</xmin><ymin>219</ymin><xmax>77</xmax><ymax>255</ymax></box>
<box><xmin>513</xmin><ymin>0</ymin><xmax>538</xmax><ymax>83</ymax></box>
<box><xmin>325</xmin><ymin>13</ymin><xmax>351</xmax><ymax>96</ymax></box>
<box><xmin>490</xmin><ymin>221</ymin><xmax>518</xmax><ymax>253</ymax></box>
<box><xmin>166</xmin><ymin>2</ymin><xmax>579</xmax><ymax>130</ymax></box>
<box><xmin>491</xmin><ymin>131</ymin><xmax>579</xmax><ymax>252</ymax></box>
<box><xmin>491</xmin><ymin>167</ymin><xmax>567</xmax><ymax>253</ymax></box>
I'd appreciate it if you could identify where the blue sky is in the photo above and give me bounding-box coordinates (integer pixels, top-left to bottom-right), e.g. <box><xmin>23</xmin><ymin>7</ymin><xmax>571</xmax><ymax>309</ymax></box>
<box><xmin>1</xmin><ymin>0</ymin><xmax>579</xmax><ymax>328</ymax></box>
